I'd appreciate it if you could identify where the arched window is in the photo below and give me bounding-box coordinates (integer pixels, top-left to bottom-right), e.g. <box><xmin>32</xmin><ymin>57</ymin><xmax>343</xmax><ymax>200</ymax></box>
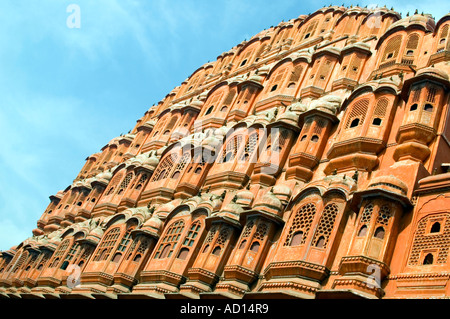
<box><xmin>212</xmin><ymin>246</ymin><xmax>222</xmax><ymax>256</ymax></box>
<box><xmin>205</xmin><ymin>106</ymin><xmax>214</xmax><ymax>115</ymax></box>
<box><xmin>155</xmin><ymin>220</ymin><xmax>185</xmax><ymax>259</ymax></box>
<box><xmin>374</xmin><ymin>227</ymin><xmax>385</xmax><ymax>239</ymax></box>
<box><xmin>345</xmin><ymin>99</ymin><xmax>370</xmax><ymax>129</ymax></box>
<box><xmin>94</xmin><ymin>227</ymin><xmax>121</xmax><ymax>261</ymax></box>
<box><xmin>358</xmin><ymin>225</ymin><xmax>368</xmax><ymax>237</ymax></box>
<box><xmin>284</xmin><ymin>203</ymin><xmax>316</xmax><ymax>246</ymax></box>
<box><xmin>182</xmin><ymin>222</ymin><xmax>201</xmax><ymax>247</ymax></box>
<box><xmin>151</xmin><ymin>153</ymin><xmax>180</xmax><ymax>182</ymax></box>
<box><xmin>290</xmin><ymin>231</ymin><xmax>303</xmax><ymax>246</ymax></box>
<box><xmin>221</xmin><ymin>134</ymin><xmax>243</xmax><ymax>163</ymax></box>
<box><xmin>241</xmin><ymin>132</ymin><xmax>259</xmax><ymax>161</ymax></box>
<box><xmin>350</xmin><ymin>118</ymin><xmax>360</xmax><ymax>128</ymax></box>
<box><xmin>265</xmin><ymin>66</ymin><xmax>288</xmax><ymax>94</ymax></box>
<box><xmin>49</xmin><ymin>239</ymin><xmax>71</xmax><ymax>268</ymax></box>
<box><xmin>250</xmin><ymin>241</ymin><xmax>260</xmax><ymax>252</ymax></box>
<box><xmin>424</xmin><ymin>104</ymin><xmax>433</xmax><ymax>112</ymax></box>
<box><xmin>406</xmin><ymin>33</ymin><xmax>419</xmax><ymax>52</ymax></box>
<box><xmin>311</xmin><ymin>203</ymin><xmax>339</xmax><ymax>249</ymax></box>
<box><xmin>372</xmin><ymin>118</ymin><xmax>382</xmax><ymax>126</ymax></box>
<box><xmin>117</xmin><ymin>172</ymin><xmax>134</xmax><ymax>195</ymax></box>
<box><xmin>177</xmin><ymin>248</ymin><xmax>190</xmax><ymax>260</ymax></box>
<box><xmin>381</xmin><ymin>35</ymin><xmax>402</xmax><ymax>62</ymax></box>
<box><xmin>112</xmin><ymin>252</ymin><xmax>122</xmax><ymax>263</ymax></box>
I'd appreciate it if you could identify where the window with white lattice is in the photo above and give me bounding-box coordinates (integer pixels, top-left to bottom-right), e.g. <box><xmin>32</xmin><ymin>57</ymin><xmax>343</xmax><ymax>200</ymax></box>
<box><xmin>221</xmin><ymin>134</ymin><xmax>243</xmax><ymax>163</ymax></box>
<box><xmin>240</xmin><ymin>131</ymin><xmax>260</xmax><ymax>162</ymax></box>
<box><xmin>151</xmin><ymin>152</ymin><xmax>180</xmax><ymax>182</ymax></box>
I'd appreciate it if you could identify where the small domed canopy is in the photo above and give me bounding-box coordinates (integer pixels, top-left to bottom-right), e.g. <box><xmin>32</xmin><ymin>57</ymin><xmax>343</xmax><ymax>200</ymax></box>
<box><xmin>253</xmin><ymin>189</ymin><xmax>283</xmax><ymax>216</ymax></box>
<box><xmin>341</xmin><ymin>41</ymin><xmax>372</xmax><ymax>57</ymax></box>
<box><xmin>273</xmin><ymin>109</ymin><xmax>301</xmax><ymax>129</ymax></box>
<box><xmin>133</xmin><ymin>214</ymin><xmax>163</xmax><ymax>239</ymax></box>
<box><xmin>272</xmin><ymin>184</ymin><xmax>292</xmax><ymax>206</ymax></box>
<box><xmin>93</xmin><ymin>170</ymin><xmax>113</xmax><ymax>187</ymax></box>
<box><xmin>130</xmin><ymin>152</ymin><xmax>160</xmax><ymax>170</ymax></box>
<box><xmin>368</xmin><ymin>175</ymin><xmax>408</xmax><ymax>196</ymax></box>
<box><xmin>352</xmin><ymin>174</ymin><xmax>412</xmax><ymax>209</ymax></box>
<box><xmin>83</xmin><ymin>224</ymin><xmax>104</xmax><ymax>246</ymax></box>
<box><xmin>312</xmin><ymin>46</ymin><xmax>341</xmax><ymax>61</ymax></box>
<box><xmin>235</xmin><ymin>188</ymin><xmax>255</xmax><ymax>207</ymax></box>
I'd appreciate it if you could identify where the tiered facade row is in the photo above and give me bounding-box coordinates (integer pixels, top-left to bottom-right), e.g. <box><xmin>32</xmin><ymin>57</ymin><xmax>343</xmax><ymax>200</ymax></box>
<box><xmin>1</xmin><ymin>5</ymin><xmax>450</xmax><ymax>299</ymax></box>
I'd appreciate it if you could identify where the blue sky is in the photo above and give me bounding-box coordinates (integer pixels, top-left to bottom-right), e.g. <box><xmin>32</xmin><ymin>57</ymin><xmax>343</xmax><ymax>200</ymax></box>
<box><xmin>0</xmin><ymin>0</ymin><xmax>446</xmax><ymax>251</ymax></box>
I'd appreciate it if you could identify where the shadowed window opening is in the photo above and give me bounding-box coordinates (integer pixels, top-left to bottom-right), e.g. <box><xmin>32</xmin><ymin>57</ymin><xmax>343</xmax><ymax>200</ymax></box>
<box><xmin>431</xmin><ymin>222</ymin><xmax>441</xmax><ymax>233</ymax></box>
<box><xmin>212</xmin><ymin>246</ymin><xmax>221</xmax><ymax>256</ymax></box>
<box><xmin>250</xmin><ymin>241</ymin><xmax>260</xmax><ymax>252</ymax></box>
<box><xmin>374</xmin><ymin>227</ymin><xmax>385</xmax><ymax>239</ymax></box>
<box><xmin>423</xmin><ymin>253</ymin><xmax>434</xmax><ymax>265</ymax></box>
<box><xmin>358</xmin><ymin>225</ymin><xmax>368</xmax><ymax>237</ymax></box>
<box><xmin>112</xmin><ymin>252</ymin><xmax>122</xmax><ymax>263</ymax></box>
<box><xmin>177</xmin><ymin>248</ymin><xmax>189</xmax><ymax>260</ymax></box>
<box><xmin>372</xmin><ymin>118</ymin><xmax>382</xmax><ymax>126</ymax></box>
<box><xmin>290</xmin><ymin>231</ymin><xmax>303</xmax><ymax>246</ymax></box>
<box><xmin>350</xmin><ymin>118</ymin><xmax>360</xmax><ymax>128</ymax></box>
<box><xmin>424</xmin><ymin>104</ymin><xmax>433</xmax><ymax>112</ymax></box>
<box><xmin>315</xmin><ymin>236</ymin><xmax>325</xmax><ymax>248</ymax></box>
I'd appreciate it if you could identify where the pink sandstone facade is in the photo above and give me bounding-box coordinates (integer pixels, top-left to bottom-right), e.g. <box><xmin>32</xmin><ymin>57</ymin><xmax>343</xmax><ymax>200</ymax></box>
<box><xmin>1</xmin><ymin>5</ymin><xmax>450</xmax><ymax>300</ymax></box>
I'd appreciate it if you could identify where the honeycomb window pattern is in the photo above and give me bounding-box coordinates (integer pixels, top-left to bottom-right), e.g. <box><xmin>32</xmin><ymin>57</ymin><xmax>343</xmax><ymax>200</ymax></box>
<box><xmin>360</xmin><ymin>202</ymin><xmax>374</xmax><ymax>225</ymax></box>
<box><xmin>242</xmin><ymin>220</ymin><xmax>255</xmax><ymax>239</ymax></box>
<box><xmin>408</xmin><ymin>213</ymin><xmax>450</xmax><ymax>265</ymax></box>
<box><xmin>216</xmin><ymin>227</ymin><xmax>231</xmax><ymax>246</ymax></box>
<box><xmin>376</xmin><ymin>205</ymin><xmax>392</xmax><ymax>227</ymax></box>
<box><xmin>311</xmin><ymin>203</ymin><xmax>339</xmax><ymax>249</ymax></box>
<box><xmin>205</xmin><ymin>226</ymin><xmax>218</xmax><ymax>244</ymax></box>
<box><xmin>284</xmin><ymin>203</ymin><xmax>316</xmax><ymax>246</ymax></box>
<box><xmin>253</xmin><ymin>222</ymin><xmax>268</xmax><ymax>242</ymax></box>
